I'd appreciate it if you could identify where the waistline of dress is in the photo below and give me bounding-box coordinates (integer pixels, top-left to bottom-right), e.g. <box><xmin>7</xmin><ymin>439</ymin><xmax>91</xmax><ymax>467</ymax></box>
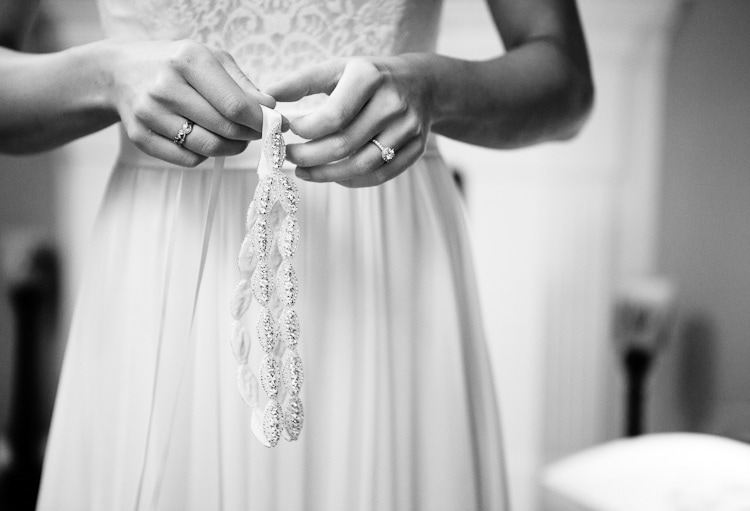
<box><xmin>114</xmin><ymin>126</ymin><xmax>441</xmax><ymax>172</ymax></box>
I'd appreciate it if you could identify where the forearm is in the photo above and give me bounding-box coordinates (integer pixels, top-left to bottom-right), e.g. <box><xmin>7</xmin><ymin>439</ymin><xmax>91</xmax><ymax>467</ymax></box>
<box><xmin>405</xmin><ymin>39</ymin><xmax>593</xmax><ymax>149</ymax></box>
<box><xmin>0</xmin><ymin>42</ymin><xmax>118</xmax><ymax>154</ymax></box>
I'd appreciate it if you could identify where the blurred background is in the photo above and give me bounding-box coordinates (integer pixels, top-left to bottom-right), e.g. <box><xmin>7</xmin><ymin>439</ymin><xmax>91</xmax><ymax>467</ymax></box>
<box><xmin>0</xmin><ymin>0</ymin><xmax>748</xmax><ymax>509</ymax></box>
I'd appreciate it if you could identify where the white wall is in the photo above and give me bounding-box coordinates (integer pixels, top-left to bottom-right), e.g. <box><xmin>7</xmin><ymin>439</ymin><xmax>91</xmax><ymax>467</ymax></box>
<box><xmin>652</xmin><ymin>0</ymin><xmax>750</xmax><ymax>442</ymax></box>
<box><xmin>438</xmin><ymin>1</ymin><xmax>682</xmax><ymax>509</ymax></box>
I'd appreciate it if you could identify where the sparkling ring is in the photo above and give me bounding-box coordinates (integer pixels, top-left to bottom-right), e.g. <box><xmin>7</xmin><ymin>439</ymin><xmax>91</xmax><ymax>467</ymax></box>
<box><xmin>173</xmin><ymin>120</ymin><xmax>194</xmax><ymax>146</ymax></box>
<box><xmin>371</xmin><ymin>139</ymin><xmax>395</xmax><ymax>164</ymax></box>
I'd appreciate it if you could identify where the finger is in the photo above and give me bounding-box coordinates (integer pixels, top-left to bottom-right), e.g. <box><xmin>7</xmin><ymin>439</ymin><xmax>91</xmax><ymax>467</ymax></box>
<box><xmin>170</xmin><ymin>42</ymin><xmax>267</xmax><ymax>132</ymax></box>
<box><xmin>155</xmin><ymin>81</ymin><xmax>261</xmax><ymax>142</ymax></box>
<box><xmin>294</xmin><ymin>122</ymin><xmax>419</xmax><ymax>184</ymax></box>
<box><xmin>213</xmin><ymin>49</ymin><xmax>277</xmax><ymax>109</ymax></box>
<box><xmin>143</xmin><ymin>138</ymin><xmax>209</xmax><ymax>168</ymax></box>
<box><xmin>264</xmin><ymin>60</ymin><xmax>344</xmax><ymax>101</ymax></box>
<box><xmin>135</xmin><ymin>102</ymin><xmax>250</xmax><ymax>158</ymax></box>
<box><xmin>285</xmin><ymin>59</ymin><xmax>383</xmax><ymax>140</ymax></box>
<box><xmin>168</xmin><ymin>118</ymin><xmax>250</xmax><ymax>157</ymax></box>
<box><xmin>286</xmin><ymin>87</ymin><xmax>405</xmax><ymax>167</ymax></box>
<box><xmin>123</xmin><ymin>113</ymin><xmax>207</xmax><ymax>168</ymax></box>
<box><xmin>280</xmin><ymin>115</ymin><xmax>291</xmax><ymax>132</ymax></box>
<box><xmin>337</xmin><ymin>136</ymin><xmax>424</xmax><ymax>188</ymax></box>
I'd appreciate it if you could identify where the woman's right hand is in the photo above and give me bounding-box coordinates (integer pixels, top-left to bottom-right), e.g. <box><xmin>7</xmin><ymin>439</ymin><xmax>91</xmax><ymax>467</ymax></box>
<box><xmin>107</xmin><ymin>39</ymin><xmax>275</xmax><ymax>167</ymax></box>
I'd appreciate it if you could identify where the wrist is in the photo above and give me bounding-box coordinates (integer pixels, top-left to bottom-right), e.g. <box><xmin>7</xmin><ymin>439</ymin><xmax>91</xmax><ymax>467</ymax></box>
<box><xmin>394</xmin><ymin>52</ymin><xmax>473</xmax><ymax>129</ymax></box>
<box><xmin>65</xmin><ymin>40</ymin><xmax>120</xmax><ymax>121</ymax></box>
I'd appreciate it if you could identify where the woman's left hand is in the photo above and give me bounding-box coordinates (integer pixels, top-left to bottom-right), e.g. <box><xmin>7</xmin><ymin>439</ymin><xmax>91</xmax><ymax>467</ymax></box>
<box><xmin>265</xmin><ymin>55</ymin><xmax>433</xmax><ymax>188</ymax></box>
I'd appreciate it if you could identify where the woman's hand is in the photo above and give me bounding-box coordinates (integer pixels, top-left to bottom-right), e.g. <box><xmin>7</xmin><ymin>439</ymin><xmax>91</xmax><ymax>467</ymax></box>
<box><xmin>108</xmin><ymin>39</ymin><xmax>276</xmax><ymax>167</ymax></box>
<box><xmin>266</xmin><ymin>55</ymin><xmax>434</xmax><ymax>188</ymax></box>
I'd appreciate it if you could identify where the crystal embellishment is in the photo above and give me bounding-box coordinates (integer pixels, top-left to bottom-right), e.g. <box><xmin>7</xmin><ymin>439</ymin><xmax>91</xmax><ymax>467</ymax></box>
<box><xmin>278</xmin><ymin>215</ymin><xmax>300</xmax><ymax>259</ymax></box>
<box><xmin>251</xmin><ymin>218</ymin><xmax>273</xmax><ymax>261</ymax></box>
<box><xmin>260</xmin><ymin>354</ymin><xmax>280</xmax><ymax>397</ymax></box>
<box><xmin>278</xmin><ymin>174</ymin><xmax>300</xmax><ymax>214</ymax></box>
<box><xmin>282</xmin><ymin>349</ymin><xmax>304</xmax><ymax>396</ymax></box>
<box><xmin>279</xmin><ymin>308</ymin><xmax>300</xmax><ymax>349</ymax></box>
<box><xmin>256</xmin><ymin>308</ymin><xmax>278</xmax><ymax>354</ymax></box>
<box><xmin>250</xmin><ymin>262</ymin><xmax>273</xmax><ymax>306</ymax></box>
<box><xmin>284</xmin><ymin>396</ymin><xmax>304</xmax><ymax>441</ymax></box>
<box><xmin>231</xmin><ymin>106</ymin><xmax>304</xmax><ymax>447</ymax></box>
<box><xmin>264</xmin><ymin>123</ymin><xmax>286</xmax><ymax>172</ymax></box>
<box><xmin>276</xmin><ymin>260</ymin><xmax>298</xmax><ymax>307</ymax></box>
<box><xmin>263</xmin><ymin>398</ymin><xmax>283</xmax><ymax>447</ymax></box>
<box><xmin>255</xmin><ymin>176</ymin><xmax>276</xmax><ymax>216</ymax></box>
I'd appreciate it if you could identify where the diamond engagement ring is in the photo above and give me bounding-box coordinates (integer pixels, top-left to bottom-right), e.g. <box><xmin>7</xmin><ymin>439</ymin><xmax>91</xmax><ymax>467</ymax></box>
<box><xmin>173</xmin><ymin>120</ymin><xmax>194</xmax><ymax>146</ymax></box>
<box><xmin>371</xmin><ymin>139</ymin><xmax>395</xmax><ymax>164</ymax></box>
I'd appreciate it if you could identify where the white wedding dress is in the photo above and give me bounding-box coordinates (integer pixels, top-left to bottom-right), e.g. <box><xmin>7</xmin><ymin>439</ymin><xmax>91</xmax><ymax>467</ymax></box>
<box><xmin>37</xmin><ymin>1</ymin><xmax>507</xmax><ymax>509</ymax></box>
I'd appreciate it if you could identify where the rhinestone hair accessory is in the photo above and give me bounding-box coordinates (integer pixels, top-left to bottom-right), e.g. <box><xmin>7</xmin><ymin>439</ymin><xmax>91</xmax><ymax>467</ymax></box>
<box><xmin>231</xmin><ymin>106</ymin><xmax>303</xmax><ymax>447</ymax></box>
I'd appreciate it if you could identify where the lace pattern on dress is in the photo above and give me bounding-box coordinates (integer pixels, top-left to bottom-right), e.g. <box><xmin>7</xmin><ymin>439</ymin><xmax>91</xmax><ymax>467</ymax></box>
<box><xmin>133</xmin><ymin>0</ymin><xmax>406</xmax><ymax>87</ymax></box>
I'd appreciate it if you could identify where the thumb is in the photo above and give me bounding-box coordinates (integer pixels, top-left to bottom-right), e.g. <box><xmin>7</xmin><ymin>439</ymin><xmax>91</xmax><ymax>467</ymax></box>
<box><xmin>264</xmin><ymin>60</ymin><xmax>344</xmax><ymax>102</ymax></box>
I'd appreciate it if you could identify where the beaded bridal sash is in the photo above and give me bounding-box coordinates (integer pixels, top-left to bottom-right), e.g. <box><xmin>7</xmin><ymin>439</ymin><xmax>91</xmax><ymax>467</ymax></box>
<box><xmin>230</xmin><ymin>106</ymin><xmax>303</xmax><ymax>447</ymax></box>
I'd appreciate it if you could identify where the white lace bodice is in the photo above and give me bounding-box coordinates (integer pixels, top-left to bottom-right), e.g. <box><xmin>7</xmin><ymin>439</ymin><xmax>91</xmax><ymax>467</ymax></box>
<box><xmin>96</xmin><ymin>0</ymin><xmax>445</xmax><ymax>88</ymax></box>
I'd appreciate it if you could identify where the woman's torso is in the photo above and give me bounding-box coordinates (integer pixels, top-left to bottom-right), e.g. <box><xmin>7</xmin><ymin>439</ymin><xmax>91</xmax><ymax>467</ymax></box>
<box><xmin>96</xmin><ymin>0</ymin><xmax>445</xmax><ymax>89</ymax></box>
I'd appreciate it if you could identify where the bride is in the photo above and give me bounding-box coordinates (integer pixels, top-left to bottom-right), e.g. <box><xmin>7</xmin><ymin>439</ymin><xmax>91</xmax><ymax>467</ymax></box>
<box><xmin>0</xmin><ymin>0</ymin><xmax>592</xmax><ymax>509</ymax></box>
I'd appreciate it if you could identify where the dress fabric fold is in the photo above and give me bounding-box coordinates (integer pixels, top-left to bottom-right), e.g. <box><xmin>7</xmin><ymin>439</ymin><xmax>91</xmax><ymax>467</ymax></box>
<box><xmin>38</xmin><ymin>137</ymin><xmax>507</xmax><ymax>510</ymax></box>
<box><xmin>37</xmin><ymin>0</ymin><xmax>508</xmax><ymax>509</ymax></box>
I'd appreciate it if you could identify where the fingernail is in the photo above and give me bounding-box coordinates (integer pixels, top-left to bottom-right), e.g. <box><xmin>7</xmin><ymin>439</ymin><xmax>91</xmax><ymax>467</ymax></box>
<box><xmin>281</xmin><ymin>116</ymin><xmax>291</xmax><ymax>132</ymax></box>
<box><xmin>296</xmin><ymin>168</ymin><xmax>312</xmax><ymax>181</ymax></box>
<box><xmin>255</xmin><ymin>90</ymin><xmax>276</xmax><ymax>107</ymax></box>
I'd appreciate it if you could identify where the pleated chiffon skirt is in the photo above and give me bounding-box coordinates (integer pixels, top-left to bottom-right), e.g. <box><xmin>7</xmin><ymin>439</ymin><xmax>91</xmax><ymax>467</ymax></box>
<box><xmin>38</xmin><ymin>133</ymin><xmax>507</xmax><ymax>510</ymax></box>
